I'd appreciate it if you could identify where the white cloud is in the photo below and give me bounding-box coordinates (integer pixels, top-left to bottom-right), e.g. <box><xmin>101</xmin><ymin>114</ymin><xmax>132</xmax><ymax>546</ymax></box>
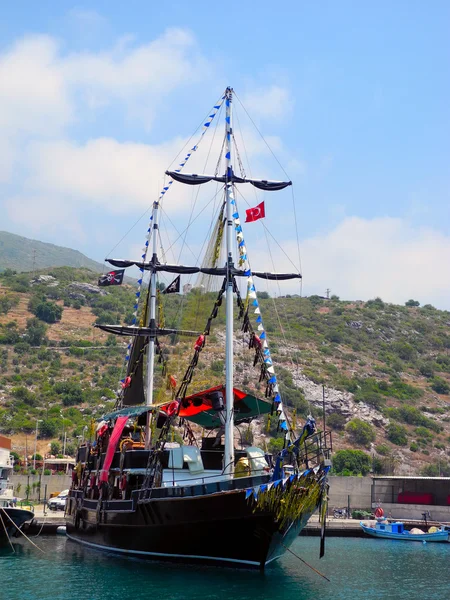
<box><xmin>252</xmin><ymin>217</ymin><xmax>450</xmax><ymax>309</ymax></box>
<box><xmin>240</xmin><ymin>85</ymin><xmax>294</xmax><ymax>121</ymax></box>
<box><xmin>5</xmin><ymin>194</ymin><xmax>84</xmax><ymax>239</ymax></box>
<box><xmin>24</xmin><ymin>137</ymin><xmax>180</xmax><ymax>212</ymax></box>
<box><xmin>0</xmin><ymin>27</ymin><xmax>211</xmax><ymax>181</ymax></box>
<box><xmin>13</xmin><ymin>121</ymin><xmax>286</xmax><ymax>223</ymax></box>
<box><xmin>63</xmin><ymin>28</ymin><xmax>209</xmax><ymax>129</ymax></box>
<box><xmin>0</xmin><ymin>35</ymin><xmax>72</xmax><ymax>136</ymax></box>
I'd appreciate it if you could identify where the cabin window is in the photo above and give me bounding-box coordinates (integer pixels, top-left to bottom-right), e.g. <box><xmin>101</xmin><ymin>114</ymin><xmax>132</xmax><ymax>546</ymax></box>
<box><xmin>379</xmin><ymin>525</ymin><xmax>385</xmax><ymax>529</ymax></box>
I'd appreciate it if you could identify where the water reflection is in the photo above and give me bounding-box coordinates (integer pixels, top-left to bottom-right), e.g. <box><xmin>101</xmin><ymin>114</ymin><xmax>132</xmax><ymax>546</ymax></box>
<box><xmin>1</xmin><ymin>536</ymin><xmax>448</xmax><ymax>600</ymax></box>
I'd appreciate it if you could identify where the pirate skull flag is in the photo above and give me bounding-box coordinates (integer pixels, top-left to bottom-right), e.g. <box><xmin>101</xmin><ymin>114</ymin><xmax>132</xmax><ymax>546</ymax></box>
<box><xmin>163</xmin><ymin>275</ymin><xmax>180</xmax><ymax>294</ymax></box>
<box><xmin>98</xmin><ymin>269</ymin><xmax>125</xmax><ymax>287</ymax></box>
<box><xmin>245</xmin><ymin>201</ymin><xmax>265</xmax><ymax>223</ymax></box>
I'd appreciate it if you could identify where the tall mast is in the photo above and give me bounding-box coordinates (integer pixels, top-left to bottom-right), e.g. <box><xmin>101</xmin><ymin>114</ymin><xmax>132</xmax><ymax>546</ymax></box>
<box><xmin>145</xmin><ymin>200</ymin><xmax>159</xmax><ymax>447</ymax></box>
<box><xmin>224</xmin><ymin>87</ymin><xmax>235</xmax><ymax>476</ymax></box>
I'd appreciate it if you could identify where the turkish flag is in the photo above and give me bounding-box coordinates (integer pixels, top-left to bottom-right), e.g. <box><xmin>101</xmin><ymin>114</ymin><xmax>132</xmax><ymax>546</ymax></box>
<box><xmin>245</xmin><ymin>201</ymin><xmax>265</xmax><ymax>223</ymax></box>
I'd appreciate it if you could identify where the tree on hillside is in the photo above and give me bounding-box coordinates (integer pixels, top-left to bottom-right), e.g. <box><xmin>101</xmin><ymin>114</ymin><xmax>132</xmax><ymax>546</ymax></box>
<box><xmin>257</xmin><ymin>291</ymin><xmax>270</xmax><ymax>299</ymax></box>
<box><xmin>332</xmin><ymin>449</ymin><xmax>372</xmax><ymax>476</ymax></box>
<box><xmin>34</xmin><ymin>300</ymin><xmax>63</xmax><ymax>324</ymax></box>
<box><xmin>346</xmin><ymin>418</ymin><xmax>376</xmax><ymax>447</ymax></box>
<box><xmin>387</xmin><ymin>422</ymin><xmax>408</xmax><ymax>446</ymax></box>
<box><xmin>431</xmin><ymin>377</ymin><xmax>449</xmax><ymax>395</ymax></box>
<box><xmin>366</xmin><ymin>297</ymin><xmax>385</xmax><ymax>309</ymax></box>
<box><xmin>405</xmin><ymin>299</ymin><xmax>420</xmax><ymax>307</ymax></box>
<box><xmin>25</xmin><ymin>318</ymin><xmax>47</xmax><ymax>345</ymax></box>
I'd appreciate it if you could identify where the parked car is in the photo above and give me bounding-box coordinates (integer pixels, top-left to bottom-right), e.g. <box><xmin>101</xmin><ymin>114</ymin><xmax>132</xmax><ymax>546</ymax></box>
<box><xmin>47</xmin><ymin>489</ymin><xmax>69</xmax><ymax>511</ymax></box>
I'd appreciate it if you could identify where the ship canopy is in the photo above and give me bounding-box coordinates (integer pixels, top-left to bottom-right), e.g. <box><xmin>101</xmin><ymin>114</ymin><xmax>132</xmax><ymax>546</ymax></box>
<box><xmin>101</xmin><ymin>385</ymin><xmax>271</xmax><ymax>429</ymax></box>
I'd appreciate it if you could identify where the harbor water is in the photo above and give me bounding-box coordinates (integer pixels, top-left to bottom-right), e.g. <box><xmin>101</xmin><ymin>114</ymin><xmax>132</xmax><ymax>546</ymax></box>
<box><xmin>0</xmin><ymin>535</ymin><xmax>449</xmax><ymax>600</ymax></box>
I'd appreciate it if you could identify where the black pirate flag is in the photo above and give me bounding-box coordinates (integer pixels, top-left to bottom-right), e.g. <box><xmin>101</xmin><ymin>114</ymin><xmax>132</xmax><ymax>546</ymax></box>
<box><xmin>163</xmin><ymin>276</ymin><xmax>180</xmax><ymax>294</ymax></box>
<box><xmin>98</xmin><ymin>269</ymin><xmax>125</xmax><ymax>287</ymax></box>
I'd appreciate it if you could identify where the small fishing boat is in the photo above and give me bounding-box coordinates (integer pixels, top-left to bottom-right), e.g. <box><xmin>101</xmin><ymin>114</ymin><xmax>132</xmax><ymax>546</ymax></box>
<box><xmin>360</xmin><ymin>519</ymin><xmax>450</xmax><ymax>542</ymax></box>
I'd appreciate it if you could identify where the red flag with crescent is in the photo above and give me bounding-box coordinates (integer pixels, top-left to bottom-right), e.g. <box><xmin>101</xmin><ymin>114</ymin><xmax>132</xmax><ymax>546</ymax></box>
<box><xmin>245</xmin><ymin>201</ymin><xmax>265</xmax><ymax>223</ymax></box>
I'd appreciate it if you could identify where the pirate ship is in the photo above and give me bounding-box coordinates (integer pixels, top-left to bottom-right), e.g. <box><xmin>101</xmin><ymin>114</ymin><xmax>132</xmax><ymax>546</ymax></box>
<box><xmin>66</xmin><ymin>87</ymin><xmax>332</xmax><ymax>569</ymax></box>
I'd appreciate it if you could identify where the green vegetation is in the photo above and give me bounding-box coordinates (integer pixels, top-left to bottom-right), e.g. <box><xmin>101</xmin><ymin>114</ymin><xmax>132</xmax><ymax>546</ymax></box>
<box><xmin>387</xmin><ymin>423</ymin><xmax>408</xmax><ymax>446</ymax></box>
<box><xmin>345</xmin><ymin>419</ymin><xmax>376</xmax><ymax>447</ymax></box>
<box><xmin>431</xmin><ymin>377</ymin><xmax>449</xmax><ymax>395</ymax></box>
<box><xmin>332</xmin><ymin>449</ymin><xmax>372</xmax><ymax>476</ymax></box>
<box><xmin>326</xmin><ymin>413</ymin><xmax>346</xmax><ymax>430</ymax></box>
<box><xmin>0</xmin><ymin>265</ymin><xmax>449</xmax><ymax>472</ymax></box>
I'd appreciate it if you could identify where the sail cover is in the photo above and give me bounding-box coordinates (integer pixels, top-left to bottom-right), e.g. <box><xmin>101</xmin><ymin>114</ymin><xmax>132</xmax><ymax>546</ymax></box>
<box><xmin>122</xmin><ymin>335</ymin><xmax>146</xmax><ymax>406</ymax></box>
<box><xmin>105</xmin><ymin>259</ymin><xmax>301</xmax><ymax>280</ymax></box>
<box><xmin>161</xmin><ymin>385</ymin><xmax>272</xmax><ymax>429</ymax></box>
<box><xmin>166</xmin><ymin>171</ymin><xmax>292</xmax><ymax>192</ymax></box>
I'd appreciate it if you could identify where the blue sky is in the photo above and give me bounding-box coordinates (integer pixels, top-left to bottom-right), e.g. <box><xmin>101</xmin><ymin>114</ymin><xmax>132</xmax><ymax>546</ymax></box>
<box><xmin>0</xmin><ymin>1</ymin><xmax>449</xmax><ymax>307</ymax></box>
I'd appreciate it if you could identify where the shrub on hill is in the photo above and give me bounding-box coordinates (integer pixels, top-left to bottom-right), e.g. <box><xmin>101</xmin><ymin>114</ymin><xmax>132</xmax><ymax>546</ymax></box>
<box><xmin>40</xmin><ymin>419</ymin><xmax>59</xmax><ymax>438</ymax></box>
<box><xmin>332</xmin><ymin>449</ymin><xmax>372</xmax><ymax>475</ymax></box>
<box><xmin>0</xmin><ymin>294</ymin><xmax>19</xmax><ymax>314</ymax></box>
<box><xmin>327</xmin><ymin>413</ymin><xmax>346</xmax><ymax>430</ymax></box>
<box><xmin>405</xmin><ymin>299</ymin><xmax>420</xmax><ymax>307</ymax></box>
<box><xmin>386</xmin><ymin>405</ymin><xmax>441</xmax><ymax>433</ymax></box>
<box><xmin>28</xmin><ymin>296</ymin><xmax>63</xmax><ymax>323</ymax></box>
<box><xmin>53</xmin><ymin>381</ymin><xmax>84</xmax><ymax>406</ymax></box>
<box><xmin>431</xmin><ymin>377</ymin><xmax>449</xmax><ymax>395</ymax></box>
<box><xmin>25</xmin><ymin>318</ymin><xmax>47</xmax><ymax>345</ymax></box>
<box><xmin>346</xmin><ymin>419</ymin><xmax>376</xmax><ymax>447</ymax></box>
<box><xmin>387</xmin><ymin>422</ymin><xmax>408</xmax><ymax>446</ymax></box>
<box><xmin>421</xmin><ymin>461</ymin><xmax>450</xmax><ymax>477</ymax></box>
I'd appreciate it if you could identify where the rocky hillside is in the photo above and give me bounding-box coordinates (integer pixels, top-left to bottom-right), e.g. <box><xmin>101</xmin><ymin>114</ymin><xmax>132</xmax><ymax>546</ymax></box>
<box><xmin>0</xmin><ymin>267</ymin><xmax>449</xmax><ymax>476</ymax></box>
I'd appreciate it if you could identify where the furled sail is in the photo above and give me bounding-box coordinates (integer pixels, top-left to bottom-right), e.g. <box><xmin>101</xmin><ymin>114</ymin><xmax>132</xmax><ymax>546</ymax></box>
<box><xmin>122</xmin><ymin>334</ymin><xmax>146</xmax><ymax>406</ymax></box>
<box><xmin>95</xmin><ymin>324</ymin><xmax>201</xmax><ymax>337</ymax></box>
<box><xmin>105</xmin><ymin>259</ymin><xmax>301</xmax><ymax>280</ymax></box>
<box><xmin>166</xmin><ymin>170</ymin><xmax>292</xmax><ymax>192</ymax></box>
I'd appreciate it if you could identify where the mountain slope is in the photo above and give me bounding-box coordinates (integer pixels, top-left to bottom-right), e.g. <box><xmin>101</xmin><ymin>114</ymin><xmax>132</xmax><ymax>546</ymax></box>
<box><xmin>0</xmin><ymin>231</ymin><xmax>104</xmax><ymax>273</ymax></box>
<box><xmin>0</xmin><ymin>268</ymin><xmax>449</xmax><ymax>476</ymax></box>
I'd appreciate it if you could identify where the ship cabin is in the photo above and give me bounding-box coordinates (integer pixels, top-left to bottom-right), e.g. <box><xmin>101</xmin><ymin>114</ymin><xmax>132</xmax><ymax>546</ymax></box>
<box><xmin>375</xmin><ymin>521</ymin><xmax>405</xmax><ymax>534</ymax></box>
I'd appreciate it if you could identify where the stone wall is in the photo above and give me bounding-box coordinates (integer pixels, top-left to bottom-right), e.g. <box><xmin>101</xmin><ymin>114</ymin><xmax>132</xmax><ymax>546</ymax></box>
<box><xmin>380</xmin><ymin>502</ymin><xmax>450</xmax><ymax>522</ymax></box>
<box><xmin>328</xmin><ymin>476</ymin><xmax>372</xmax><ymax>510</ymax></box>
<box><xmin>10</xmin><ymin>474</ymin><xmax>72</xmax><ymax>501</ymax></box>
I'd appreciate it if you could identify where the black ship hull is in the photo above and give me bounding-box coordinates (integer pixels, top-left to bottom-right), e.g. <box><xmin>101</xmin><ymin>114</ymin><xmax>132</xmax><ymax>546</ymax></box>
<box><xmin>0</xmin><ymin>507</ymin><xmax>34</xmax><ymax>546</ymax></box>
<box><xmin>66</xmin><ymin>471</ymin><xmax>326</xmax><ymax>569</ymax></box>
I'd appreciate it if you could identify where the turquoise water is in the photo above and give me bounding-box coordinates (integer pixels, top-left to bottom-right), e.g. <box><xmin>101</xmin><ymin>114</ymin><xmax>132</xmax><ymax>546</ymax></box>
<box><xmin>1</xmin><ymin>535</ymin><xmax>449</xmax><ymax>600</ymax></box>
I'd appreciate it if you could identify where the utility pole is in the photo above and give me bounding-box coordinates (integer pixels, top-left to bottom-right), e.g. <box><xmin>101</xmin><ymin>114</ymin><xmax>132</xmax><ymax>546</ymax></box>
<box><xmin>33</xmin><ymin>419</ymin><xmax>42</xmax><ymax>470</ymax></box>
<box><xmin>322</xmin><ymin>385</ymin><xmax>326</xmax><ymax>431</ymax></box>
<box><xmin>31</xmin><ymin>248</ymin><xmax>37</xmax><ymax>279</ymax></box>
<box><xmin>326</xmin><ymin>288</ymin><xmax>331</xmax><ymax>299</ymax></box>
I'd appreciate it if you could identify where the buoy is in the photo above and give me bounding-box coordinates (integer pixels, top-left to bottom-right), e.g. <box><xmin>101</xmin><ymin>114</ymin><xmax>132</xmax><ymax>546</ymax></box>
<box><xmin>56</xmin><ymin>526</ymin><xmax>67</xmax><ymax>535</ymax></box>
